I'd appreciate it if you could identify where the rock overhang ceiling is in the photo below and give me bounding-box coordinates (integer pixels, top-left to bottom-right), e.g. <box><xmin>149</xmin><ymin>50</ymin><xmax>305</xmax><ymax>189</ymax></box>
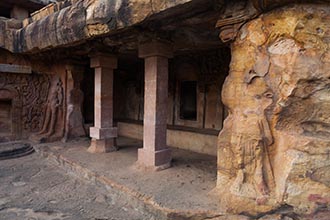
<box><xmin>0</xmin><ymin>0</ymin><xmax>201</xmax><ymax>54</ymax></box>
<box><xmin>1</xmin><ymin>0</ymin><xmax>330</xmax><ymax>54</ymax></box>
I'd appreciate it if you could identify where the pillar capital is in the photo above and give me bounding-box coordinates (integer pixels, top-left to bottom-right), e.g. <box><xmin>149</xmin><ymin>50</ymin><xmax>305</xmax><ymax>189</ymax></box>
<box><xmin>89</xmin><ymin>52</ymin><xmax>118</xmax><ymax>69</ymax></box>
<box><xmin>138</xmin><ymin>40</ymin><xmax>173</xmax><ymax>59</ymax></box>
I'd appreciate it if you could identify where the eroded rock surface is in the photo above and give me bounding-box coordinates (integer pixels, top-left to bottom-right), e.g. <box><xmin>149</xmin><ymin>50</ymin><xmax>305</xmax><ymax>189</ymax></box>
<box><xmin>217</xmin><ymin>4</ymin><xmax>330</xmax><ymax>216</ymax></box>
<box><xmin>0</xmin><ymin>0</ymin><xmax>192</xmax><ymax>53</ymax></box>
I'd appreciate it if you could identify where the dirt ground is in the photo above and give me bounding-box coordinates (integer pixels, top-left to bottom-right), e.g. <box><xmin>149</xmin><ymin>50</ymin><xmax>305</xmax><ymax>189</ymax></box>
<box><xmin>0</xmin><ymin>152</ymin><xmax>155</xmax><ymax>220</ymax></box>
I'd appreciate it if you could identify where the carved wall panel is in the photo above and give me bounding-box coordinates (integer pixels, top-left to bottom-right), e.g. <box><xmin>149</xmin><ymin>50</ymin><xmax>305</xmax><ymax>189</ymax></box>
<box><xmin>30</xmin><ymin>75</ymin><xmax>64</xmax><ymax>143</ymax></box>
<box><xmin>0</xmin><ymin>73</ymin><xmax>51</xmax><ymax>142</ymax></box>
<box><xmin>0</xmin><ymin>73</ymin><xmax>65</xmax><ymax>142</ymax></box>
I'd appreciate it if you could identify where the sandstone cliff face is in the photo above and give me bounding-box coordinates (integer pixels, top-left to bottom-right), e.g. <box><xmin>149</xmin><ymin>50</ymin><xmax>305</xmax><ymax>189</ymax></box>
<box><xmin>217</xmin><ymin>4</ymin><xmax>330</xmax><ymax>216</ymax></box>
<box><xmin>0</xmin><ymin>0</ymin><xmax>192</xmax><ymax>53</ymax></box>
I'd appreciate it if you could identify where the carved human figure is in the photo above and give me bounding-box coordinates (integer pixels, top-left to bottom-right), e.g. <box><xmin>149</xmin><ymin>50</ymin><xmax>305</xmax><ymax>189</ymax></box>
<box><xmin>62</xmin><ymin>86</ymin><xmax>86</xmax><ymax>142</ymax></box>
<box><xmin>218</xmin><ymin>77</ymin><xmax>275</xmax><ymax>205</ymax></box>
<box><xmin>37</xmin><ymin>78</ymin><xmax>63</xmax><ymax>138</ymax></box>
<box><xmin>231</xmin><ymin>78</ymin><xmax>274</xmax><ymax>204</ymax></box>
<box><xmin>217</xmin><ymin>4</ymin><xmax>330</xmax><ymax>215</ymax></box>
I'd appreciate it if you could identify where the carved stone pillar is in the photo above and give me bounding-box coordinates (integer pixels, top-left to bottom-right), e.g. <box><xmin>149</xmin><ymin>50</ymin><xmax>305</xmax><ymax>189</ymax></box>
<box><xmin>137</xmin><ymin>40</ymin><xmax>173</xmax><ymax>170</ymax></box>
<box><xmin>87</xmin><ymin>53</ymin><xmax>118</xmax><ymax>153</ymax></box>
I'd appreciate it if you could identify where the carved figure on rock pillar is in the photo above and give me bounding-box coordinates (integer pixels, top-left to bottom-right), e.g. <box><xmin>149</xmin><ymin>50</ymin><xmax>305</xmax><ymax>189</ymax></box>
<box><xmin>230</xmin><ymin>78</ymin><xmax>274</xmax><ymax>205</ymax></box>
<box><xmin>218</xmin><ymin>75</ymin><xmax>276</xmax><ymax>212</ymax></box>
<box><xmin>216</xmin><ymin>4</ymin><xmax>330</xmax><ymax>217</ymax></box>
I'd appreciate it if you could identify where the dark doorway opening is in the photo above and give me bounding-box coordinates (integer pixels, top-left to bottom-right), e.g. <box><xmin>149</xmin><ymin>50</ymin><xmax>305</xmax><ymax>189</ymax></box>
<box><xmin>180</xmin><ymin>81</ymin><xmax>197</xmax><ymax>120</ymax></box>
<box><xmin>81</xmin><ymin>68</ymin><xmax>94</xmax><ymax>125</ymax></box>
<box><xmin>0</xmin><ymin>99</ymin><xmax>12</xmax><ymax>134</ymax></box>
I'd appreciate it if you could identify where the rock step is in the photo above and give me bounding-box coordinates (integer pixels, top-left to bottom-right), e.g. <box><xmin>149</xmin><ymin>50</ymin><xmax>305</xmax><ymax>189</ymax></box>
<box><xmin>0</xmin><ymin>143</ymin><xmax>35</xmax><ymax>160</ymax></box>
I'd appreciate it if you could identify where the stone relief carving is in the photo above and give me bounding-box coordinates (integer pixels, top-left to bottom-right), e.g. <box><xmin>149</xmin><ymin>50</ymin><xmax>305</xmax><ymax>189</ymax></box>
<box><xmin>0</xmin><ymin>73</ymin><xmax>51</xmax><ymax>140</ymax></box>
<box><xmin>232</xmin><ymin>84</ymin><xmax>274</xmax><ymax>200</ymax></box>
<box><xmin>21</xmin><ymin>75</ymin><xmax>51</xmax><ymax>131</ymax></box>
<box><xmin>217</xmin><ymin>4</ymin><xmax>330</xmax><ymax>216</ymax></box>
<box><xmin>32</xmin><ymin>76</ymin><xmax>64</xmax><ymax>142</ymax></box>
<box><xmin>218</xmin><ymin>77</ymin><xmax>275</xmax><ymax>208</ymax></box>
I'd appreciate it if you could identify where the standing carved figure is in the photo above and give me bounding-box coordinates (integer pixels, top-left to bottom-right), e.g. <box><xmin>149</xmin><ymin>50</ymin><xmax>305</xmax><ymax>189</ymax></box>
<box><xmin>32</xmin><ymin>77</ymin><xmax>63</xmax><ymax>141</ymax></box>
<box><xmin>62</xmin><ymin>85</ymin><xmax>86</xmax><ymax>142</ymax></box>
<box><xmin>230</xmin><ymin>79</ymin><xmax>274</xmax><ymax>204</ymax></box>
<box><xmin>218</xmin><ymin>77</ymin><xmax>275</xmax><ymax>207</ymax></box>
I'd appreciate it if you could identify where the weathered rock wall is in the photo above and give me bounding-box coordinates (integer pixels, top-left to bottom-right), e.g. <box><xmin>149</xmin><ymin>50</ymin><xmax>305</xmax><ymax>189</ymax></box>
<box><xmin>0</xmin><ymin>50</ymin><xmax>73</xmax><ymax>143</ymax></box>
<box><xmin>0</xmin><ymin>0</ymin><xmax>192</xmax><ymax>53</ymax></box>
<box><xmin>217</xmin><ymin>4</ymin><xmax>330</xmax><ymax>216</ymax></box>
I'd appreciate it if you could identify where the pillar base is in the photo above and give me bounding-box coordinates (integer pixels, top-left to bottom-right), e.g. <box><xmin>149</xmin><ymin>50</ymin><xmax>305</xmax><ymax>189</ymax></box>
<box><xmin>137</xmin><ymin>148</ymin><xmax>172</xmax><ymax>171</ymax></box>
<box><xmin>87</xmin><ymin>138</ymin><xmax>117</xmax><ymax>153</ymax></box>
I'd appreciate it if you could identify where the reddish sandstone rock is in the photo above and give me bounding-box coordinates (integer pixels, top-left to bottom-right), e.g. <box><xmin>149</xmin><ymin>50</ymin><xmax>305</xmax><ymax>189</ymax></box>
<box><xmin>0</xmin><ymin>0</ymin><xmax>192</xmax><ymax>53</ymax></box>
<box><xmin>217</xmin><ymin>4</ymin><xmax>330</xmax><ymax>215</ymax></box>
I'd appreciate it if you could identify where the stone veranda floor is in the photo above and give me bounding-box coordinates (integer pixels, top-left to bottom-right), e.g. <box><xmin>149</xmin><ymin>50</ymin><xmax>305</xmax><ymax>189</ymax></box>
<box><xmin>1</xmin><ymin>138</ymin><xmax>322</xmax><ymax>220</ymax></box>
<box><xmin>34</xmin><ymin>137</ymin><xmax>225</xmax><ymax>219</ymax></box>
<box><xmin>0</xmin><ymin>152</ymin><xmax>153</xmax><ymax>220</ymax></box>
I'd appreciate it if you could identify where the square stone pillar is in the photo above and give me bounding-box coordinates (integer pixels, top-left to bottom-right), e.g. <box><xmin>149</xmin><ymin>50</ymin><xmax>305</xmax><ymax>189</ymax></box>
<box><xmin>138</xmin><ymin>40</ymin><xmax>173</xmax><ymax>170</ymax></box>
<box><xmin>87</xmin><ymin>53</ymin><xmax>118</xmax><ymax>153</ymax></box>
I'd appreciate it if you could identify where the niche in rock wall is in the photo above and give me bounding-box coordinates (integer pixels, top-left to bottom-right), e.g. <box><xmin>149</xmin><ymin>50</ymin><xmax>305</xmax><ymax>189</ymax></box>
<box><xmin>0</xmin><ymin>99</ymin><xmax>12</xmax><ymax>139</ymax></box>
<box><xmin>0</xmin><ymin>88</ymin><xmax>19</xmax><ymax>142</ymax></box>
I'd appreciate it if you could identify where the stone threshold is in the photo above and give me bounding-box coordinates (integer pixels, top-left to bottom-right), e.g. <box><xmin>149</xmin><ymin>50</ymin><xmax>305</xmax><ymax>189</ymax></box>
<box><xmin>33</xmin><ymin>138</ymin><xmax>247</xmax><ymax>220</ymax></box>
